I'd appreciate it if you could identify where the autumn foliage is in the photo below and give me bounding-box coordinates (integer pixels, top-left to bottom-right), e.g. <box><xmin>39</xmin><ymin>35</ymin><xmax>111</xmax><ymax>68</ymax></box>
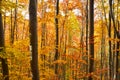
<box><xmin>0</xmin><ymin>0</ymin><xmax>120</xmax><ymax>80</ymax></box>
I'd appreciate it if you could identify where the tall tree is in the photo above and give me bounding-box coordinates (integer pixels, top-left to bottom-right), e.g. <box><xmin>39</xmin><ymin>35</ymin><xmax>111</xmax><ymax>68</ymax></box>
<box><xmin>109</xmin><ymin>0</ymin><xmax>120</xmax><ymax>79</ymax></box>
<box><xmin>108</xmin><ymin>8</ymin><xmax>112</xmax><ymax>80</ymax></box>
<box><xmin>29</xmin><ymin>0</ymin><xmax>39</xmax><ymax>80</ymax></box>
<box><xmin>54</xmin><ymin>0</ymin><xmax>59</xmax><ymax>78</ymax></box>
<box><xmin>88</xmin><ymin>0</ymin><xmax>94</xmax><ymax>80</ymax></box>
<box><xmin>10</xmin><ymin>0</ymin><xmax>18</xmax><ymax>44</ymax></box>
<box><xmin>0</xmin><ymin>0</ymin><xmax>9</xmax><ymax>80</ymax></box>
<box><xmin>86</xmin><ymin>0</ymin><xmax>88</xmax><ymax>78</ymax></box>
<box><xmin>10</xmin><ymin>0</ymin><xmax>14</xmax><ymax>44</ymax></box>
<box><xmin>41</xmin><ymin>0</ymin><xmax>47</xmax><ymax>78</ymax></box>
<box><xmin>14</xmin><ymin>0</ymin><xmax>18</xmax><ymax>41</ymax></box>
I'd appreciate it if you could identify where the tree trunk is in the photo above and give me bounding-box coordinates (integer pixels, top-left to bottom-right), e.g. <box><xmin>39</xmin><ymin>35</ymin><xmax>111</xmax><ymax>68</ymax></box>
<box><xmin>109</xmin><ymin>0</ymin><xmax>120</xmax><ymax>79</ymax></box>
<box><xmin>41</xmin><ymin>0</ymin><xmax>46</xmax><ymax>78</ymax></box>
<box><xmin>10</xmin><ymin>0</ymin><xmax>14</xmax><ymax>44</ymax></box>
<box><xmin>29</xmin><ymin>0</ymin><xmax>39</xmax><ymax>80</ymax></box>
<box><xmin>116</xmin><ymin>10</ymin><xmax>120</xmax><ymax>80</ymax></box>
<box><xmin>115</xmin><ymin>3</ymin><xmax>120</xmax><ymax>80</ymax></box>
<box><xmin>54</xmin><ymin>0</ymin><xmax>59</xmax><ymax>78</ymax></box>
<box><xmin>14</xmin><ymin>0</ymin><xmax>18</xmax><ymax>41</ymax></box>
<box><xmin>108</xmin><ymin>10</ymin><xmax>112</xmax><ymax>80</ymax></box>
<box><xmin>0</xmin><ymin>1</ymin><xmax>9</xmax><ymax>80</ymax></box>
<box><xmin>85</xmin><ymin>0</ymin><xmax>88</xmax><ymax>79</ymax></box>
<box><xmin>88</xmin><ymin>0</ymin><xmax>94</xmax><ymax>80</ymax></box>
<box><xmin>100</xmin><ymin>13</ymin><xmax>105</xmax><ymax>80</ymax></box>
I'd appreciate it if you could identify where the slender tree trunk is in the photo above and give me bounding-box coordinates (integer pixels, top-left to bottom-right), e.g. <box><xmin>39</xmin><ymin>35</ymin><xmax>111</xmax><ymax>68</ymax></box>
<box><xmin>14</xmin><ymin>0</ymin><xmax>18</xmax><ymax>41</ymax></box>
<box><xmin>41</xmin><ymin>0</ymin><xmax>46</xmax><ymax>78</ymax></box>
<box><xmin>61</xmin><ymin>2</ymin><xmax>68</xmax><ymax>79</ymax></box>
<box><xmin>113</xmin><ymin>28</ymin><xmax>116</xmax><ymax>80</ymax></box>
<box><xmin>109</xmin><ymin>0</ymin><xmax>120</xmax><ymax>79</ymax></box>
<box><xmin>108</xmin><ymin>10</ymin><xmax>112</xmax><ymax>80</ymax></box>
<box><xmin>10</xmin><ymin>3</ymin><xmax>13</xmax><ymax>44</ymax></box>
<box><xmin>10</xmin><ymin>0</ymin><xmax>16</xmax><ymax>44</ymax></box>
<box><xmin>116</xmin><ymin>12</ymin><xmax>120</xmax><ymax>80</ymax></box>
<box><xmin>29</xmin><ymin>0</ymin><xmax>39</xmax><ymax>80</ymax></box>
<box><xmin>63</xmin><ymin>36</ymin><xmax>66</xmax><ymax>80</ymax></box>
<box><xmin>54</xmin><ymin>0</ymin><xmax>59</xmax><ymax>78</ymax></box>
<box><xmin>0</xmin><ymin>1</ymin><xmax>9</xmax><ymax>80</ymax></box>
<box><xmin>116</xmin><ymin>1</ymin><xmax>120</xmax><ymax>78</ymax></box>
<box><xmin>3</xmin><ymin>10</ymin><xmax>6</xmax><ymax>33</ymax></box>
<box><xmin>101</xmin><ymin>0</ymin><xmax>112</xmax><ymax>79</ymax></box>
<box><xmin>116</xmin><ymin>22</ymin><xmax>120</xmax><ymax>79</ymax></box>
<box><xmin>85</xmin><ymin>0</ymin><xmax>88</xmax><ymax>79</ymax></box>
<box><xmin>101</xmin><ymin>0</ymin><xmax>108</xmax><ymax>29</ymax></box>
<box><xmin>88</xmin><ymin>0</ymin><xmax>94</xmax><ymax>80</ymax></box>
<box><xmin>100</xmin><ymin>13</ymin><xmax>105</xmax><ymax>80</ymax></box>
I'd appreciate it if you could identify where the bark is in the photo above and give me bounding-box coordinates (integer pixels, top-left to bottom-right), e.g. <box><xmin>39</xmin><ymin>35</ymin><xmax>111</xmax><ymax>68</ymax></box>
<box><xmin>0</xmin><ymin>1</ymin><xmax>9</xmax><ymax>79</ymax></box>
<box><xmin>3</xmin><ymin>10</ymin><xmax>6</xmax><ymax>33</ymax></box>
<box><xmin>54</xmin><ymin>0</ymin><xmax>59</xmax><ymax>78</ymax></box>
<box><xmin>10</xmin><ymin>0</ymin><xmax>15</xmax><ymax>44</ymax></box>
<box><xmin>100</xmin><ymin>13</ymin><xmax>105</xmax><ymax>80</ymax></box>
<box><xmin>10</xmin><ymin>7</ymin><xmax>13</xmax><ymax>44</ymax></box>
<box><xmin>85</xmin><ymin>0</ymin><xmax>88</xmax><ymax>79</ymax></box>
<box><xmin>116</xmin><ymin>4</ymin><xmax>120</xmax><ymax>80</ymax></box>
<box><xmin>14</xmin><ymin>0</ymin><xmax>18</xmax><ymax>40</ymax></box>
<box><xmin>109</xmin><ymin>0</ymin><xmax>120</xmax><ymax>79</ymax></box>
<box><xmin>116</xmin><ymin>22</ymin><xmax>120</xmax><ymax>79</ymax></box>
<box><xmin>108</xmin><ymin>10</ymin><xmax>112</xmax><ymax>79</ymax></box>
<box><xmin>41</xmin><ymin>0</ymin><xmax>46</xmax><ymax>78</ymax></box>
<box><xmin>88</xmin><ymin>0</ymin><xmax>94</xmax><ymax>80</ymax></box>
<box><xmin>29</xmin><ymin>0</ymin><xmax>39</xmax><ymax>80</ymax></box>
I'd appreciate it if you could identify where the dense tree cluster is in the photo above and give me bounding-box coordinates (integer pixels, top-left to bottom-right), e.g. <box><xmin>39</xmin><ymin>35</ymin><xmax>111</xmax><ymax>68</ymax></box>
<box><xmin>0</xmin><ymin>0</ymin><xmax>119</xmax><ymax>80</ymax></box>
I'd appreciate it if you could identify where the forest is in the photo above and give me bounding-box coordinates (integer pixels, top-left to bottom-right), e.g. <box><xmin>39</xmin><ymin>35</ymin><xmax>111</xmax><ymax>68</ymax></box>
<box><xmin>0</xmin><ymin>0</ymin><xmax>120</xmax><ymax>80</ymax></box>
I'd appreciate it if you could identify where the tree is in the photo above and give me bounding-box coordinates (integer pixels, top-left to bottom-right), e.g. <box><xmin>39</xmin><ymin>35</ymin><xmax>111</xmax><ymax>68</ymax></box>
<box><xmin>108</xmin><ymin>5</ymin><xmax>112</xmax><ymax>80</ymax></box>
<box><xmin>41</xmin><ymin>0</ymin><xmax>47</xmax><ymax>78</ymax></box>
<box><xmin>88</xmin><ymin>0</ymin><xmax>94</xmax><ymax>80</ymax></box>
<box><xmin>109</xmin><ymin>0</ymin><xmax>120</xmax><ymax>79</ymax></box>
<box><xmin>14</xmin><ymin>0</ymin><xmax>18</xmax><ymax>41</ymax></box>
<box><xmin>0</xmin><ymin>0</ymin><xmax>9</xmax><ymax>80</ymax></box>
<box><xmin>10</xmin><ymin>0</ymin><xmax>14</xmax><ymax>44</ymax></box>
<box><xmin>29</xmin><ymin>0</ymin><xmax>39</xmax><ymax>80</ymax></box>
<box><xmin>86</xmin><ymin>0</ymin><xmax>88</xmax><ymax>78</ymax></box>
<box><xmin>54</xmin><ymin>0</ymin><xmax>59</xmax><ymax>78</ymax></box>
